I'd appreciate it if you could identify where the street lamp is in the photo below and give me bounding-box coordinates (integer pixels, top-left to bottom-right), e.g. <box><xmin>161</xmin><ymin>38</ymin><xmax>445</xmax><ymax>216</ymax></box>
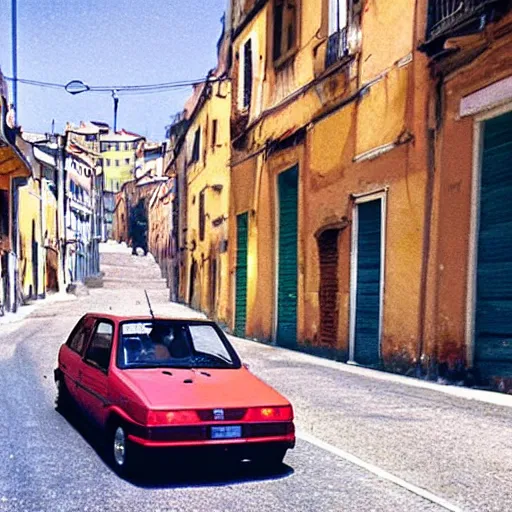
<box><xmin>65</xmin><ymin>80</ymin><xmax>119</xmax><ymax>132</ymax></box>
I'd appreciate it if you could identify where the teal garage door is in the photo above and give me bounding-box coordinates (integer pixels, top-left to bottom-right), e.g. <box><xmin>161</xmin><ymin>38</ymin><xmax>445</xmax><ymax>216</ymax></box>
<box><xmin>234</xmin><ymin>212</ymin><xmax>248</xmax><ymax>337</ymax></box>
<box><xmin>353</xmin><ymin>199</ymin><xmax>382</xmax><ymax>366</ymax></box>
<box><xmin>475</xmin><ymin>111</ymin><xmax>512</xmax><ymax>382</ymax></box>
<box><xmin>277</xmin><ymin>166</ymin><xmax>298</xmax><ymax>347</ymax></box>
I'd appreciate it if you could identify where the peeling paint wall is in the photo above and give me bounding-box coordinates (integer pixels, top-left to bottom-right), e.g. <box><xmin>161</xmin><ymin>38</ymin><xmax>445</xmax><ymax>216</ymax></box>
<box><xmin>183</xmin><ymin>80</ymin><xmax>232</xmax><ymax>323</ymax></box>
<box><xmin>18</xmin><ymin>179</ymin><xmax>44</xmax><ymax>299</ymax></box>
<box><xmin>147</xmin><ymin>183</ymin><xmax>173</xmax><ymax>286</ymax></box>
<box><xmin>424</xmin><ymin>11</ymin><xmax>512</xmax><ymax>387</ymax></box>
<box><xmin>228</xmin><ymin>0</ymin><xmax>430</xmax><ymax>368</ymax></box>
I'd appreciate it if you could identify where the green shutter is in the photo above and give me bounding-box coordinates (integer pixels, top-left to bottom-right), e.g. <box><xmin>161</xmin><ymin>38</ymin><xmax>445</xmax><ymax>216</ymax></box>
<box><xmin>235</xmin><ymin>213</ymin><xmax>249</xmax><ymax>337</ymax></box>
<box><xmin>354</xmin><ymin>199</ymin><xmax>382</xmax><ymax>366</ymax></box>
<box><xmin>277</xmin><ymin>166</ymin><xmax>298</xmax><ymax>347</ymax></box>
<box><xmin>475</xmin><ymin>112</ymin><xmax>512</xmax><ymax>381</ymax></box>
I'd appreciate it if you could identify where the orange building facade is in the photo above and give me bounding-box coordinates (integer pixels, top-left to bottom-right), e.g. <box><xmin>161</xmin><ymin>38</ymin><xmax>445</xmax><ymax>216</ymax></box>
<box><xmin>227</xmin><ymin>0</ymin><xmax>433</xmax><ymax>373</ymax></box>
<box><xmin>420</xmin><ymin>3</ymin><xmax>512</xmax><ymax>389</ymax></box>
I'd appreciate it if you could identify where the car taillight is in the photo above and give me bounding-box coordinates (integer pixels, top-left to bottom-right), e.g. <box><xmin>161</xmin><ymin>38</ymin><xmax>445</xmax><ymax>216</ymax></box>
<box><xmin>245</xmin><ymin>405</ymin><xmax>293</xmax><ymax>422</ymax></box>
<box><xmin>146</xmin><ymin>410</ymin><xmax>200</xmax><ymax>426</ymax></box>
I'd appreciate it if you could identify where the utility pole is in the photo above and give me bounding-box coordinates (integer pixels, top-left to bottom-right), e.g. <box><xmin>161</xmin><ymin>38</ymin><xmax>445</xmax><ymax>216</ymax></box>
<box><xmin>112</xmin><ymin>90</ymin><xmax>119</xmax><ymax>132</ymax></box>
<box><xmin>11</xmin><ymin>0</ymin><xmax>18</xmax><ymax>125</ymax></box>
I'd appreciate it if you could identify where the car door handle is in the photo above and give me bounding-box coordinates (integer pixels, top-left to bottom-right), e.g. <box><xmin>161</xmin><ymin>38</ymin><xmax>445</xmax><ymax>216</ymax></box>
<box><xmin>61</xmin><ymin>363</ymin><xmax>67</xmax><ymax>370</ymax></box>
<box><xmin>78</xmin><ymin>370</ymin><xmax>83</xmax><ymax>379</ymax></box>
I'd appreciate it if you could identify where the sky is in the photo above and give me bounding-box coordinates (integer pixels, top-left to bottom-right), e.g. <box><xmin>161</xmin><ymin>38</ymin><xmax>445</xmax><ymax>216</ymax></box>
<box><xmin>0</xmin><ymin>0</ymin><xmax>228</xmax><ymax>142</ymax></box>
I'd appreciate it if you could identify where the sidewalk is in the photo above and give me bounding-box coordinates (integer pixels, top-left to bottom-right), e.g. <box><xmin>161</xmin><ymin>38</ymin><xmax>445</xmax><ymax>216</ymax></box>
<box><xmin>0</xmin><ymin>291</ymin><xmax>77</xmax><ymax>326</ymax></box>
<box><xmin>228</xmin><ymin>332</ymin><xmax>512</xmax><ymax>409</ymax></box>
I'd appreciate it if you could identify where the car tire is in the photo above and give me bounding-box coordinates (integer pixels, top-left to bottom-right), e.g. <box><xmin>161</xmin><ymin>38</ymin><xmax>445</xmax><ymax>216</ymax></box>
<box><xmin>56</xmin><ymin>377</ymin><xmax>72</xmax><ymax>412</ymax></box>
<box><xmin>108</xmin><ymin>423</ymin><xmax>139</xmax><ymax>478</ymax></box>
<box><xmin>252</xmin><ymin>447</ymin><xmax>287</xmax><ymax>470</ymax></box>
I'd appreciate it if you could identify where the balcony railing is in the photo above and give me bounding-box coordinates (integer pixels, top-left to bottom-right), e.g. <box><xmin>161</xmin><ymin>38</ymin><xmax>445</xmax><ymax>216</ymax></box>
<box><xmin>427</xmin><ymin>0</ymin><xmax>503</xmax><ymax>40</ymax></box>
<box><xmin>325</xmin><ymin>27</ymin><xmax>348</xmax><ymax>69</ymax></box>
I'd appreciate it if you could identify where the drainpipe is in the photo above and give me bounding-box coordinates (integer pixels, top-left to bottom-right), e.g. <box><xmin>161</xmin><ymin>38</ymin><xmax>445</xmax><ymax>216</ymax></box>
<box><xmin>416</xmin><ymin>123</ymin><xmax>437</xmax><ymax>377</ymax></box>
<box><xmin>414</xmin><ymin>0</ymin><xmax>437</xmax><ymax>378</ymax></box>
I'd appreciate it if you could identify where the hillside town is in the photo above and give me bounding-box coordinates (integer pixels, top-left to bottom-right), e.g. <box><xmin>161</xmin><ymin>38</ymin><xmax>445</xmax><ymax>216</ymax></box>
<box><xmin>3</xmin><ymin>0</ymin><xmax>512</xmax><ymax>393</ymax></box>
<box><xmin>1</xmin><ymin>1</ymin><xmax>512</xmax><ymax>511</ymax></box>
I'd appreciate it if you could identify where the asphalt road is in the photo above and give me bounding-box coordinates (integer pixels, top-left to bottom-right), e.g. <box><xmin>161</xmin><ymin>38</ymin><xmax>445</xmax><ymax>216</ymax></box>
<box><xmin>0</xmin><ymin>243</ymin><xmax>510</xmax><ymax>512</ymax></box>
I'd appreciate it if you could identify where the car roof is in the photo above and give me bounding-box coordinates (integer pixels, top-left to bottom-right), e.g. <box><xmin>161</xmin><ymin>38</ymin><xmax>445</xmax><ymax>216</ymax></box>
<box><xmin>82</xmin><ymin>313</ymin><xmax>214</xmax><ymax>324</ymax></box>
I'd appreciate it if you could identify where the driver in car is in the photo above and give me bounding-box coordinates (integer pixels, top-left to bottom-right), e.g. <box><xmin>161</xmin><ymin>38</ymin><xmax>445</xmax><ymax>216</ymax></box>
<box><xmin>148</xmin><ymin>325</ymin><xmax>172</xmax><ymax>360</ymax></box>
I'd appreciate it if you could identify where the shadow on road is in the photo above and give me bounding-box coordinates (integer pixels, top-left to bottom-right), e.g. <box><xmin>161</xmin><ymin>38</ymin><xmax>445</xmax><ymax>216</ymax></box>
<box><xmin>56</xmin><ymin>402</ymin><xmax>294</xmax><ymax>489</ymax></box>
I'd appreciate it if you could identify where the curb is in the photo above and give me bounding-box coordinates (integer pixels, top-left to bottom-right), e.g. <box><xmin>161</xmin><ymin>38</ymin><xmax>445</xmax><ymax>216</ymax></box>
<box><xmin>228</xmin><ymin>334</ymin><xmax>512</xmax><ymax>409</ymax></box>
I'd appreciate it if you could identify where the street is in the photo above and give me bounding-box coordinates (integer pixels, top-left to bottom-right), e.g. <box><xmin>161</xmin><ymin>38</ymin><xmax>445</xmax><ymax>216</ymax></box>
<box><xmin>0</xmin><ymin>244</ymin><xmax>511</xmax><ymax>512</ymax></box>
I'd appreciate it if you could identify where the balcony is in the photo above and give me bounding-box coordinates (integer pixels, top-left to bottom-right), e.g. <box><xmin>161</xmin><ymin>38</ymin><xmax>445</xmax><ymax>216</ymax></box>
<box><xmin>325</xmin><ymin>27</ymin><xmax>348</xmax><ymax>69</ymax></box>
<box><xmin>426</xmin><ymin>0</ymin><xmax>508</xmax><ymax>42</ymax></box>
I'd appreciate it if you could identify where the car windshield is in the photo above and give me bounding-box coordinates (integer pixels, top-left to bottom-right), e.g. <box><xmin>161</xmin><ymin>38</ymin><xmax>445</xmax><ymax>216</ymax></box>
<box><xmin>117</xmin><ymin>320</ymin><xmax>241</xmax><ymax>370</ymax></box>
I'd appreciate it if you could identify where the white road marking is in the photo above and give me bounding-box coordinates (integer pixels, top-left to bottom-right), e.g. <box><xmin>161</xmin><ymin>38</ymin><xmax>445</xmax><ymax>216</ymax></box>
<box><xmin>297</xmin><ymin>430</ymin><xmax>464</xmax><ymax>512</ymax></box>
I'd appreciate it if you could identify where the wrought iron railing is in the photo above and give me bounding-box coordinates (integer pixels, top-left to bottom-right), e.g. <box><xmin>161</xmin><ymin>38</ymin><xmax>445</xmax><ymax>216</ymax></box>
<box><xmin>427</xmin><ymin>0</ymin><xmax>501</xmax><ymax>39</ymax></box>
<box><xmin>325</xmin><ymin>27</ymin><xmax>348</xmax><ymax>69</ymax></box>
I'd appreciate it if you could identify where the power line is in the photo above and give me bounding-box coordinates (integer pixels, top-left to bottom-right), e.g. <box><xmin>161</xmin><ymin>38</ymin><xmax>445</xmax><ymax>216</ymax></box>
<box><xmin>3</xmin><ymin>76</ymin><xmax>225</xmax><ymax>95</ymax></box>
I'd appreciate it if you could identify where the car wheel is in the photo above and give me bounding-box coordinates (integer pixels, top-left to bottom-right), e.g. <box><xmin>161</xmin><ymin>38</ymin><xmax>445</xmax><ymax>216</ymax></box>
<box><xmin>56</xmin><ymin>378</ymin><xmax>72</xmax><ymax>412</ymax></box>
<box><xmin>109</xmin><ymin>424</ymin><xmax>140</xmax><ymax>477</ymax></box>
<box><xmin>252</xmin><ymin>447</ymin><xmax>287</xmax><ymax>469</ymax></box>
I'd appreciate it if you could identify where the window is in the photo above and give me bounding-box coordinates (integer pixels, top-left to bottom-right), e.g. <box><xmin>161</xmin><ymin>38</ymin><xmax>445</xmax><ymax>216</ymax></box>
<box><xmin>191</xmin><ymin>128</ymin><xmax>201</xmax><ymax>163</ymax></box>
<box><xmin>85</xmin><ymin>321</ymin><xmax>114</xmax><ymax>372</ymax></box>
<box><xmin>106</xmin><ymin>159</ymin><xmax>111</xmax><ymax>166</ymax></box>
<box><xmin>199</xmin><ymin>190</ymin><xmax>205</xmax><ymax>241</ymax></box>
<box><xmin>86</xmin><ymin>135</ymin><xmax>95</xmax><ymax>142</ymax></box>
<box><xmin>66</xmin><ymin>320</ymin><xmax>89</xmax><ymax>354</ymax></box>
<box><xmin>189</xmin><ymin>325</ymin><xmax>231</xmax><ymax>363</ymax></box>
<box><xmin>329</xmin><ymin>0</ymin><xmax>347</xmax><ymax>35</ymax></box>
<box><xmin>326</xmin><ymin>0</ymin><xmax>348</xmax><ymax>67</ymax></box>
<box><xmin>125</xmin><ymin>158</ymin><xmax>130</xmax><ymax>165</ymax></box>
<box><xmin>273</xmin><ymin>0</ymin><xmax>298</xmax><ymax>62</ymax></box>
<box><xmin>115</xmin><ymin>160</ymin><xmax>120</xmax><ymax>167</ymax></box>
<box><xmin>243</xmin><ymin>39</ymin><xmax>253</xmax><ymax>109</ymax></box>
<box><xmin>117</xmin><ymin>320</ymin><xmax>239</xmax><ymax>369</ymax></box>
<box><xmin>212</xmin><ymin>119</ymin><xmax>218</xmax><ymax>149</ymax></box>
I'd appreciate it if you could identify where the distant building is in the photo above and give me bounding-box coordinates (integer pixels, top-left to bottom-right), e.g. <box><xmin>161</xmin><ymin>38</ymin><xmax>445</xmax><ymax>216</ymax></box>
<box><xmin>64</xmin><ymin>148</ymin><xmax>96</xmax><ymax>283</ymax></box>
<box><xmin>100</xmin><ymin>129</ymin><xmax>145</xmax><ymax>193</ymax></box>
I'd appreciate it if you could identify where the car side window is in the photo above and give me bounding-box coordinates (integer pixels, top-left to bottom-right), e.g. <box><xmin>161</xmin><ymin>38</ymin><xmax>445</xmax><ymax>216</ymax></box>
<box><xmin>67</xmin><ymin>320</ymin><xmax>87</xmax><ymax>355</ymax></box>
<box><xmin>84</xmin><ymin>321</ymin><xmax>114</xmax><ymax>372</ymax></box>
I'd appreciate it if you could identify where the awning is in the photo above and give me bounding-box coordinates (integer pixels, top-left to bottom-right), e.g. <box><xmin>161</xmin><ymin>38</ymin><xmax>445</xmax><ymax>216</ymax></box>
<box><xmin>0</xmin><ymin>143</ymin><xmax>31</xmax><ymax>178</ymax></box>
<box><xmin>0</xmin><ymin>96</ymin><xmax>31</xmax><ymax>178</ymax></box>
<box><xmin>33</xmin><ymin>146</ymin><xmax>56</xmax><ymax>167</ymax></box>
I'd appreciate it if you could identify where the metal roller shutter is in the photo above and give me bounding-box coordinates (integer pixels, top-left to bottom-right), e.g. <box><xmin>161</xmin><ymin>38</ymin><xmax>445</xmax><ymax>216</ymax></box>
<box><xmin>475</xmin><ymin>111</ymin><xmax>512</xmax><ymax>382</ymax></box>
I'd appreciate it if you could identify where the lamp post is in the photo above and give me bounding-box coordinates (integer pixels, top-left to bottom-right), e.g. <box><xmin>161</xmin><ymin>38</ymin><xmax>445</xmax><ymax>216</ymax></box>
<box><xmin>11</xmin><ymin>0</ymin><xmax>18</xmax><ymax>125</ymax></box>
<box><xmin>112</xmin><ymin>90</ymin><xmax>119</xmax><ymax>132</ymax></box>
<box><xmin>65</xmin><ymin>80</ymin><xmax>120</xmax><ymax>131</ymax></box>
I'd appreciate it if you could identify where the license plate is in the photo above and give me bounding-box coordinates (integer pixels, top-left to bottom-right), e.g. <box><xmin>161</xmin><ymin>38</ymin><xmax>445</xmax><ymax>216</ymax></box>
<box><xmin>211</xmin><ymin>426</ymin><xmax>242</xmax><ymax>439</ymax></box>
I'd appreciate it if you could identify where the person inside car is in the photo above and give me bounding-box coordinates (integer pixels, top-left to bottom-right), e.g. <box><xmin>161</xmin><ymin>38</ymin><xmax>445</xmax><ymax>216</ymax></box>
<box><xmin>148</xmin><ymin>324</ymin><xmax>171</xmax><ymax>360</ymax></box>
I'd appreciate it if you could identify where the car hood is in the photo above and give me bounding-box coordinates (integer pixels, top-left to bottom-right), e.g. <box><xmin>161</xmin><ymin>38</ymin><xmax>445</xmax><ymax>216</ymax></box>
<box><xmin>118</xmin><ymin>367</ymin><xmax>290</xmax><ymax>410</ymax></box>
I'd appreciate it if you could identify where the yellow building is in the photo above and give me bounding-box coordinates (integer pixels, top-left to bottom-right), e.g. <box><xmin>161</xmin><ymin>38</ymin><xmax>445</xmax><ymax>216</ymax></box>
<box><xmin>227</xmin><ymin>0</ymin><xmax>431</xmax><ymax>371</ymax></box>
<box><xmin>100</xmin><ymin>130</ymin><xmax>144</xmax><ymax>193</ymax></box>
<box><xmin>183</xmin><ymin>76</ymin><xmax>231</xmax><ymax>323</ymax></box>
<box><xmin>17</xmin><ymin>178</ymin><xmax>44</xmax><ymax>299</ymax></box>
<box><xmin>0</xmin><ymin>95</ymin><xmax>31</xmax><ymax>313</ymax></box>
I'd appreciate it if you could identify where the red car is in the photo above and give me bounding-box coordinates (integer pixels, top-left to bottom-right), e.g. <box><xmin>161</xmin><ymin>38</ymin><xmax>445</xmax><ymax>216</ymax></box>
<box><xmin>54</xmin><ymin>313</ymin><xmax>295</xmax><ymax>475</ymax></box>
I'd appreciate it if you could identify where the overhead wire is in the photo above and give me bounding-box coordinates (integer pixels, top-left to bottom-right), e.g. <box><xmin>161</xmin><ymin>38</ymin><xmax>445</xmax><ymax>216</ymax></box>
<box><xmin>3</xmin><ymin>75</ymin><xmax>226</xmax><ymax>95</ymax></box>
